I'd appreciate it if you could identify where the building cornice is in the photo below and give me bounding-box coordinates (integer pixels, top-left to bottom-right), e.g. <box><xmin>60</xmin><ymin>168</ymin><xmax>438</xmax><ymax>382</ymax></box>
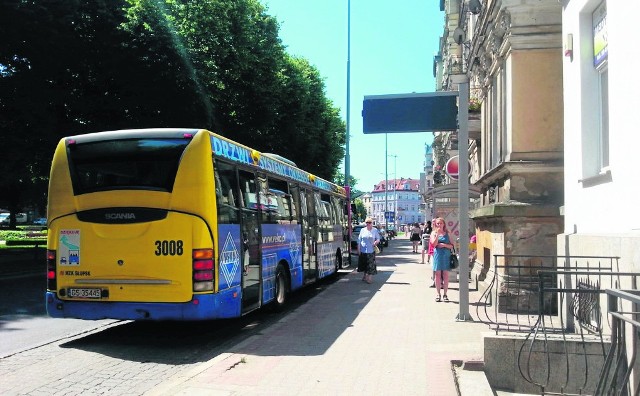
<box><xmin>474</xmin><ymin>160</ymin><xmax>564</xmax><ymax>190</ymax></box>
<box><xmin>470</xmin><ymin>201</ymin><xmax>562</xmax><ymax>220</ymax></box>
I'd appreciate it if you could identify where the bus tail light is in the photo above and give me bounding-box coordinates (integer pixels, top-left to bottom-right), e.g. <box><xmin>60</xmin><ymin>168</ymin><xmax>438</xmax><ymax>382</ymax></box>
<box><xmin>47</xmin><ymin>250</ymin><xmax>57</xmax><ymax>290</ymax></box>
<box><xmin>193</xmin><ymin>248</ymin><xmax>214</xmax><ymax>292</ymax></box>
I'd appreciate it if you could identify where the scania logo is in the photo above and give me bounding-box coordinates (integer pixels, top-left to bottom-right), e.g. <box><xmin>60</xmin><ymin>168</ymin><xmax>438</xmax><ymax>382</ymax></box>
<box><xmin>105</xmin><ymin>213</ymin><xmax>136</xmax><ymax>220</ymax></box>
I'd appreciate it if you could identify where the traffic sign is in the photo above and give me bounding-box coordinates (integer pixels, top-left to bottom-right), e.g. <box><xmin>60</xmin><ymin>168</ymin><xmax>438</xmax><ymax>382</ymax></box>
<box><xmin>445</xmin><ymin>155</ymin><xmax>472</xmax><ymax>180</ymax></box>
<box><xmin>384</xmin><ymin>211</ymin><xmax>395</xmax><ymax>221</ymax></box>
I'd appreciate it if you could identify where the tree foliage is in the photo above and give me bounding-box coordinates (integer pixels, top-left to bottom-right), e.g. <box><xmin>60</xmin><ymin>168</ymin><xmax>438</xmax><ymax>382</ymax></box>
<box><xmin>0</xmin><ymin>0</ymin><xmax>345</xmax><ymax>216</ymax></box>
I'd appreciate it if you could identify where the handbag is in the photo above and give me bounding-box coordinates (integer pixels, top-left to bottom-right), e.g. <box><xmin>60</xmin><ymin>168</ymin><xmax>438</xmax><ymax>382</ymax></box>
<box><xmin>449</xmin><ymin>247</ymin><xmax>459</xmax><ymax>270</ymax></box>
<box><xmin>374</xmin><ymin>245</ymin><xmax>381</xmax><ymax>254</ymax></box>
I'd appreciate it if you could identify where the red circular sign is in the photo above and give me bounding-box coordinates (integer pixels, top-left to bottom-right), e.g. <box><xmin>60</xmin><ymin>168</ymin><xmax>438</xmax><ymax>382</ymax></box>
<box><xmin>445</xmin><ymin>156</ymin><xmax>471</xmax><ymax>180</ymax></box>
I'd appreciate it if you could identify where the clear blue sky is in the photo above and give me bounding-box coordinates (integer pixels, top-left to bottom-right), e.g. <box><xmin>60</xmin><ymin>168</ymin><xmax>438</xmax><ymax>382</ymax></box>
<box><xmin>263</xmin><ymin>0</ymin><xmax>444</xmax><ymax>192</ymax></box>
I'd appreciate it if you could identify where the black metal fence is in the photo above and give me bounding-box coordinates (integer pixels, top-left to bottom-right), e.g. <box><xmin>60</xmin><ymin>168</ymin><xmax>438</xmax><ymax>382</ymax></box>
<box><xmin>473</xmin><ymin>254</ymin><xmax>640</xmax><ymax>395</ymax></box>
<box><xmin>476</xmin><ymin>255</ymin><xmax>621</xmax><ymax>334</ymax></box>
<box><xmin>594</xmin><ymin>289</ymin><xmax>640</xmax><ymax>395</ymax></box>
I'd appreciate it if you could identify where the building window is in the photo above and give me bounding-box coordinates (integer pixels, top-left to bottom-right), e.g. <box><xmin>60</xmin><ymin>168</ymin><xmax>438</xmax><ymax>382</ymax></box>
<box><xmin>597</xmin><ymin>66</ymin><xmax>609</xmax><ymax>169</ymax></box>
<box><xmin>581</xmin><ymin>0</ymin><xmax>609</xmax><ymax>181</ymax></box>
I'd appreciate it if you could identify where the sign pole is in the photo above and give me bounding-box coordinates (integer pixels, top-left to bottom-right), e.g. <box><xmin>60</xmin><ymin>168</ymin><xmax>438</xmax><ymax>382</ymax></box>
<box><xmin>452</xmin><ymin>74</ymin><xmax>470</xmax><ymax>321</ymax></box>
<box><xmin>385</xmin><ymin>132</ymin><xmax>388</xmax><ymax>227</ymax></box>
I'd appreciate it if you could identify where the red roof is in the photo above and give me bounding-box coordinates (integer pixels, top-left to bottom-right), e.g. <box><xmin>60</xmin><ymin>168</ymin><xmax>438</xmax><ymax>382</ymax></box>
<box><xmin>372</xmin><ymin>178</ymin><xmax>419</xmax><ymax>192</ymax></box>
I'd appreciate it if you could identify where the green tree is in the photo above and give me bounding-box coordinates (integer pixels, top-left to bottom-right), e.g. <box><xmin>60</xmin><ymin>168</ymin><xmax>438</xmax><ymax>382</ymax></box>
<box><xmin>0</xmin><ymin>0</ymin><xmax>347</xmax><ymax>214</ymax></box>
<box><xmin>0</xmin><ymin>0</ymin><xmax>207</xmax><ymax>215</ymax></box>
<box><xmin>122</xmin><ymin>0</ymin><xmax>345</xmax><ymax>180</ymax></box>
<box><xmin>353</xmin><ymin>198</ymin><xmax>367</xmax><ymax>223</ymax></box>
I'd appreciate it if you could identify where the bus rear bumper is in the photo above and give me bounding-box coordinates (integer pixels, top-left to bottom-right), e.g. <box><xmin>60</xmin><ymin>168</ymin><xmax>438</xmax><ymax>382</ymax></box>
<box><xmin>45</xmin><ymin>287</ymin><xmax>242</xmax><ymax>321</ymax></box>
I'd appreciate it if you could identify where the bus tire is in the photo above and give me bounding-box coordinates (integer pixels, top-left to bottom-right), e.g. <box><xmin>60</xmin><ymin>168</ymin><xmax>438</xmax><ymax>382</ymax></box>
<box><xmin>272</xmin><ymin>263</ymin><xmax>288</xmax><ymax>311</ymax></box>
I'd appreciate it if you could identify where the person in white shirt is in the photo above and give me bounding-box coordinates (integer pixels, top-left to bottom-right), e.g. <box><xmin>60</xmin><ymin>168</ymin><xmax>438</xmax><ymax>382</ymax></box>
<box><xmin>357</xmin><ymin>218</ymin><xmax>381</xmax><ymax>284</ymax></box>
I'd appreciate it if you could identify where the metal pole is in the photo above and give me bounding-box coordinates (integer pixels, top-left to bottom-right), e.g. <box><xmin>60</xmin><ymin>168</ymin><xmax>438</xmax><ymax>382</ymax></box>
<box><xmin>345</xmin><ymin>0</ymin><xmax>351</xmax><ymax>186</ymax></box>
<box><xmin>390</xmin><ymin>154</ymin><xmax>397</xmax><ymax>228</ymax></box>
<box><xmin>345</xmin><ymin>0</ymin><xmax>352</xmax><ymax>264</ymax></box>
<box><xmin>385</xmin><ymin>133</ymin><xmax>388</xmax><ymax>227</ymax></box>
<box><xmin>393</xmin><ymin>155</ymin><xmax>396</xmax><ymax>228</ymax></box>
<box><xmin>452</xmin><ymin>75</ymin><xmax>470</xmax><ymax>321</ymax></box>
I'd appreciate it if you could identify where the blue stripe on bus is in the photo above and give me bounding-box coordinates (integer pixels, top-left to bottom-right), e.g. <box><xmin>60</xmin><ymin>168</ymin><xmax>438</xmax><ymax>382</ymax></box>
<box><xmin>45</xmin><ymin>289</ymin><xmax>242</xmax><ymax>321</ymax></box>
<box><xmin>261</xmin><ymin>224</ymin><xmax>303</xmax><ymax>304</ymax></box>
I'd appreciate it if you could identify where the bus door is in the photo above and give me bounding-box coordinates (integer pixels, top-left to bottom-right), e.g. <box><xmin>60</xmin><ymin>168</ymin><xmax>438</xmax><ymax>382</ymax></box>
<box><xmin>300</xmin><ymin>188</ymin><xmax>318</xmax><ymax>283</ymax></box>
<box><xmin>290</xmin><ymin>184</ymin><xmax>309</xmax><ymax>283</ymax></box>
<box><xmin>238</xmin><ymin>169</ymin><xmax>260</xmax><ymax>313</ymax></box>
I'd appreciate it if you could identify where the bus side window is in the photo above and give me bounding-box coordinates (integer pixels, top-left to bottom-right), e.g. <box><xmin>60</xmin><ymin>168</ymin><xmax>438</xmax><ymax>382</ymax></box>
<box><xmin>289</xmin><ymin>184</ymin><xmax>300</xmax><ymax>225</ymax></box>
<box><xmin>257</xmin><ymin>175</ymin><xmax>271</xmax><ymax>224</ymax></box>
<box><xmin>319</xmin><ymin>194</ymin><xmax>333</xmax><ymax>242</ymax></box>
<box><xmin>331</xmin><ymin>197</ymin><xmax>342</xmax><ymax>225</ymax></box>
<box><xmin>238</xmin><ymin>170</ymin><xmax>257</xmax><ymax>210</ymax></box>
<box><xmin>214</xmin><ymin>160</ymin><xmax>239</xmax><ymax>224</ymax></box>
<box><xmin>267</xmin><ymin>177</ymin><xmax>290</xmax><ymax>224</ymax></box>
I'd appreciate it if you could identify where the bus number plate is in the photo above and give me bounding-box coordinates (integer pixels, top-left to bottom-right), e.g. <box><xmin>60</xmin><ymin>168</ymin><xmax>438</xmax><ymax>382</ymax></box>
<box><xmin>68</xmin><ymin>288</ymin><xmax>102</xmax><ymax>299</ymax></box>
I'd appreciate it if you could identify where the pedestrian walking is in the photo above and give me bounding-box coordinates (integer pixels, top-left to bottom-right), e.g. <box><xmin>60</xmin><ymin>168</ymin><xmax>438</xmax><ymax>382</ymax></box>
<box><xmin>357</xmin><ymin>217</ymin><xmax>381</xmax><ymax>284</ymax></box>
<box><xmin>420</xmin><ymin>220</ymin><xmax>433</xmax><ymax>264</ymax></box>
<box><xmin>430</xmin><ymin>217</ymin><xmax>454</xmax><ymax>302</ymax></box>
<box><xmin>409</xmin><ymin>223</ymin><xmax>421</xmax><ymax>253</ymax></box>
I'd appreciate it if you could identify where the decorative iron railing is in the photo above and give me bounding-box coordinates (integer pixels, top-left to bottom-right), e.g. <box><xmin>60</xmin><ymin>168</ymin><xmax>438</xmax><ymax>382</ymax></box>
<box><xmin>594</xmin><ymin>289</ymin><xmax>640</xmax><ymax>395</ymax></box>
<box><xmin>475</xmin><ymin>255</ymin><xmax>621</xmax><ymax>334</ymax></box>
<box><xmin>473</xmin><ymin>254</ymin><xmax>640</xmax><ymax>395</ymax></box>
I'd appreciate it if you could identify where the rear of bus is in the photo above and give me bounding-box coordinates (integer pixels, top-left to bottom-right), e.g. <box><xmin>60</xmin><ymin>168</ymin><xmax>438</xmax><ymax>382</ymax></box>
<box><xmin>45</xmin><ymin>128</ymin><xmax>236</xmax><ymax>321</ymax></box>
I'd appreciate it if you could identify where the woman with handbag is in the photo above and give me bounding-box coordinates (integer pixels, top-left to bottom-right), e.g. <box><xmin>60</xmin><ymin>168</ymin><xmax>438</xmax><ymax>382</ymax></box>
<box><xmin>357</xmin><ymin>218</ymin><xmax>381</xmax><ymax>284</ymax></box>
<box><xmin>430</xmin><ymin>217</ymin><xmax>454</xmax><ymax>302</ymax></box>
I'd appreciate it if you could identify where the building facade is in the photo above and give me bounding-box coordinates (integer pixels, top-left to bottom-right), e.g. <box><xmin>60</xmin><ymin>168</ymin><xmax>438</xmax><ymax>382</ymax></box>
<box><xmin>371</xmin><ymin>178</ymin><xmax>422</xmax><ymax>227</ymax></box>
<box><xmin>361</xmin><ymin>192</ymin><xmax>372</xmax><ymax>221</ymax></box>
<box><xmin>559</xmin><ymin>0</ymin><xmax>640</xmax><ymax>270</ymax></box>
<box><xmin>435</xmin><ymin>0</ymin><xmax>565</xmax><ymax>283</ymax></box>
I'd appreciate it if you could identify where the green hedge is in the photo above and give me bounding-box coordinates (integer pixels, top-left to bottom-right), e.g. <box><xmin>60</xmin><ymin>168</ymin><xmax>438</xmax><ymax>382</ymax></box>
<box><xmin>0</xmin><ymin>229</ymin><xmax>48</xmax><ymax>248</ymax></box>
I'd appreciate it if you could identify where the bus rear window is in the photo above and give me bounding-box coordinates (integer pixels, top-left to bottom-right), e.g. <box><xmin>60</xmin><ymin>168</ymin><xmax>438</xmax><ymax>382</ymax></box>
<box><xmin>67</xmin><ymin>138</ymin><xmax>189</xmax><ymax>194</ymax></box>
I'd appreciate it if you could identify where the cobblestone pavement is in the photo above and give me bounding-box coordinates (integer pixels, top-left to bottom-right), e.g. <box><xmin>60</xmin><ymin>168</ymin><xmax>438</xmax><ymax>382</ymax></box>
<box><xmin>0</xmin><ymin>241</ymin><xmax>490</xmax><ymax>395</ymax></box>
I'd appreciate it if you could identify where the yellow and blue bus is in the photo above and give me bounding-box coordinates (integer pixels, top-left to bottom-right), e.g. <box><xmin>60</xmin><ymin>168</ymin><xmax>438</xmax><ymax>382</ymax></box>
<box><xmin>45</xmin><ymin>128</ymin><xmax>349</xmax><ymax>320</ymax></box>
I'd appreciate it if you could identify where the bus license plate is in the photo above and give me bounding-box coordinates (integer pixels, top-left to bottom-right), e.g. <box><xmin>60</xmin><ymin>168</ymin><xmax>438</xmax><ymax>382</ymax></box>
<box><xmin>68</xmin><ymin>288</ymin><xmax>102</xmax><ymax>299</ymax></box>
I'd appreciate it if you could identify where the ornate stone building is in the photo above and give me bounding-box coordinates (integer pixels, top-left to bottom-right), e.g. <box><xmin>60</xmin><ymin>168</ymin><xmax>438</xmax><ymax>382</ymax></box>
<box><xmin>434</xmin><ymin>0</ymin><xmax>564</xmax><ymax>281</ymax></box>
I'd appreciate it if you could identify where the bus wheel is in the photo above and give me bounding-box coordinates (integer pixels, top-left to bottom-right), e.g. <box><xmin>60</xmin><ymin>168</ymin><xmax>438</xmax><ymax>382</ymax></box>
<box><xmin>273</xmin><ymin>264</ymin><xmax>288</xmax><ymax>310</ymax></box>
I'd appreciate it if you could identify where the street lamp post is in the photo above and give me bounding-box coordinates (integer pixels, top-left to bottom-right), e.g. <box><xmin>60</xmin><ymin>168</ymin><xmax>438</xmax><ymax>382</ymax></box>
<box><xmin>384</xmin><ymin>133</ymin><xmax>388</xmax><ymax>228</ymax></box>
<box><xmin>345</xmin><ymin>0</ymin><xmax>351</xmax><ymax>186</ymax></box>
<box><xmin>388</xmin><ymin>154</ymin><xmax>397</xmax><ymax>230</ymax></box>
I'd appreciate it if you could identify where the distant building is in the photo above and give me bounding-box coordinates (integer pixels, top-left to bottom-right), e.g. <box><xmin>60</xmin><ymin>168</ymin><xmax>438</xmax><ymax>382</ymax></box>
<box><xmin>371</xmin><ymin>178</ymin><xmax>422</xmax><ymax>227</ymax></box>
<box><xmin>420</xmin><ymin>144</ymin><xmax>435</xmax><ymax>220</ymax></box>
<box><xmin>361</xmin><ymin>192</ymin><xmax>372</xmax><ymax>221</ymax></box>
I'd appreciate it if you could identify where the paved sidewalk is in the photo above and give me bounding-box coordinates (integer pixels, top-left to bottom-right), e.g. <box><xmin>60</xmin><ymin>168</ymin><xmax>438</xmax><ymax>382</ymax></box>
<box><xmin>150</xmin><ymin>239</ymin><xmax>491</xmax><ymax>396</ymax></box>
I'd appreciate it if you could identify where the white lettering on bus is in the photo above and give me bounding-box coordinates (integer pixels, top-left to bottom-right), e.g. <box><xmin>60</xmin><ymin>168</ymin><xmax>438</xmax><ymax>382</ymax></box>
<box><xmin>262</xmin><ymin>234</ymin><xmax>286</xmax><ymax>244</ymax></box>
<box><xmin>211</xmin><ymin>137</ymin><xmax>250</xmax><ymax>164</ymax></box>
<box><xmin>105</xmin><ymin>213</ymin><xmax>136</xmax><ymax>220</ymax></box>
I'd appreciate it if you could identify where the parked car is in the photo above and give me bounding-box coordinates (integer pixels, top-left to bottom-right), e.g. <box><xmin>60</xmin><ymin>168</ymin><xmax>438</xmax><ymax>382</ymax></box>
<box><xmin>33</xmin><ymin>217</ymin><xmax>47</xmax><ymax>226</ymax></box>
<box><xmin>350</xmin><ymin>224</ymin><xmax>365</xmax><ymax>252</ymax></box>
<box><xmin>351</xmin><ymin>224</ymin><xmax>386</xmax><ymax>253</ymax></box>
<box><xmin>0</xmin><ymin>212</ymin><xmax>27</xmax><ymax>226</ymax></box>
